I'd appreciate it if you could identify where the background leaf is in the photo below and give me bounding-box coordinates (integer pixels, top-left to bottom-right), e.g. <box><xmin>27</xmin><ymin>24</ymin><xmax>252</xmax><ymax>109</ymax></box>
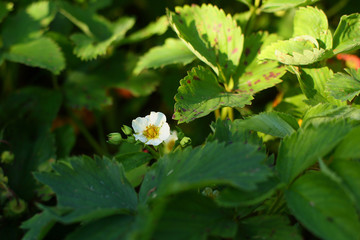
<box><xmin>285</xmin><ymin>172</ymin><xmax>360</xmax><ymax>240</ymax></box>
<box><xmin>326</xmin><ymin>68</ymin><xmax>360</xmax><ymax>102</ymax></box>
<box><xmin>133</xmin><ymin>38</ymin><xmax>195</xmax><ymax>74</ymax></box>
<box><xmin>333</xmin><ymin>125</ymin><xmax>360</xmax><ymax>160</ymax></box>
<box><xmin>173</xmin><ymin>66</ymin><xmax>252</xmax><ymax>123</ymax></box>
<box><xmin>333</xmin><ymin>13</ymin><xmax>360</xmax><ymax>54</ymax></box>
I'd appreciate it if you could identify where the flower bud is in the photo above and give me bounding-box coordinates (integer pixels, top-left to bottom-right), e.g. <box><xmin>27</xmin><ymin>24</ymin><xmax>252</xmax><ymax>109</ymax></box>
<box><xmin>180</xmin><ymin>137</ymin><xmax>191</xmax><ymax>147</ymax></box>
<box><xmin>107</xmin><ymin>133</ymin><xmax>122</xmax><ymax>145</ymax></box>
<box><xmin>1</xmin><ymin>151</ymin><xmax>14</xmax><ymax>164</ymax></box>
<box><xmin>121</xmin><ymin>125</ymin><xmax>133</xmax><ymax>135</ymax></box>
<box><xmin>4</xmin><ymin>198</ymin><xmax>27</xmax><ymax>217</ymax></box>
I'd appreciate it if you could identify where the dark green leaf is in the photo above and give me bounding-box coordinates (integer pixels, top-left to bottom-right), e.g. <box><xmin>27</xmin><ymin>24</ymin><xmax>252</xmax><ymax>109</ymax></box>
<box><xmin>168</xmin><ymin>4</ymin><xmax>244</xmax><ymax>82</ymax></box>
<box><xmin>0</xmin><ymin>2</ymin><xmax>11</xmax><ymax>24</ymax></box>
<box><xmin>327</xmin><ymin>68</ymin><xmax>360</xmax><ymax>102</ymax></box>
<box><xmin>133</xmin><ymin>38</ymin><xmax>195</xmax><ymax>74</ymax></box>
<box><xmin>238</xmin><ymin>215</ymin><xmax>302</xmax><ymax>240</ymax></box>
<box><xmin>21</xmin><ymin>211</ymin><xmax>56</xmax><ymax>240</ymax></box>
<box><xmin>115</xmin><ymin>152</ymin><xmax>152</xmax><ymax>172</ymax></box>
<box><xmin>333</xmin><ymin>13</ymin><xmax>360</xmax><ymax>54</ymax></box>
<box><xmin>333</xmin><ymin>125</ymin><xmax>360</xmax><ymax>159</ymax></box>
<box><xmin>235</xmin><ymin>111</ymin><xmax>299</xmax><ymax>138</ymax></box>
<box><xmin>276</xmin><ymin>120</ymin><xmax>351</xmax><ymax>183</ymax></box>
<box><xmin>139</xmin><ymin>141</ymin><xmax>271</xmax><ymax>203</ymax></box>
<box><xmin>4</xmin><ymin>37</ymin><xmax>65</xmax><ymax>74</ymax></box>
<box><xmin>285</xmin><ymin>171</ymin><xmax>360</xmax><ymax>240</ymax></box>
<box><xmin>34</xmin><ymin>156</ymin><xmax>137</xmax><ymax>222</ymax></box>
<box><xmin>54</xmin><ymin>125</ymin><xmax>76</xmax><ymax>159</ymax></box>
<box><xmin>173</xmin><ymin>66</ymin><xmax>252</xmax><ymax>123</ymax></box>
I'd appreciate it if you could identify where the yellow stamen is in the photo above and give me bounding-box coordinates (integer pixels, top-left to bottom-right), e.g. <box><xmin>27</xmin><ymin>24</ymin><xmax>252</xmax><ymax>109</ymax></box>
<box><xmin>143</xmin><ymin>124</ymin><xmax>160</xmax><ymax>140</ymax></box>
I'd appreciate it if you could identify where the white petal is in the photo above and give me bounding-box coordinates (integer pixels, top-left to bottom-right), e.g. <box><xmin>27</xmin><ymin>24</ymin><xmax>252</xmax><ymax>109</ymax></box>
<box><xmin>146</xmin><ymin>138</ymin><xmax>162</xmax><ymax>146</ymax></box>
<box><xmin>159</xmin><ymin>122</ymin><xmax>170</xmax><ymax>141</ymax></box>
<box><xmin>164</xmin><ymin>131</ymin><xmax>178</xmax><ymax>143</ymax></box>
<box><xmin>149</xmin><ymin>112</ymin><xmax>166</xmax><ymax>126</ymax></box>
<box><xmin>132</xmin><ymin>117</ymin><xmax>148</xmax><ymax>133</ymax></box>
<box><xmin>134</xmin><ymin>133</ymin><xmax>147</xmax><ymax>143</ymax></box>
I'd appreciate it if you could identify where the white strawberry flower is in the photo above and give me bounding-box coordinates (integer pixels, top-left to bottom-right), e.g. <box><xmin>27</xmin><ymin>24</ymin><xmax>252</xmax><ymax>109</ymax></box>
<box><xmin>132</xmin><ymin>112</ymin><xmax>170</xmax><ymax>146</ymax></box>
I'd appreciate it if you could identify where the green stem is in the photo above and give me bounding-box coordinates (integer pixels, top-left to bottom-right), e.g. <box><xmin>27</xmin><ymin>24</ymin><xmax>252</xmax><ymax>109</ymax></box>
<box><xmin>267</xmin><ymin>191</ymin><xmax>284</xmax><ymax>215</ymax></box>
<box><xmin>67</xmin><ymin>108</ymin><xmax>105</xmax><ymax>155</ymax></box>
<box><xmin>144</xmin><ymin>144</ymin><xmax>160</xmax><ymax>159</ymax></box>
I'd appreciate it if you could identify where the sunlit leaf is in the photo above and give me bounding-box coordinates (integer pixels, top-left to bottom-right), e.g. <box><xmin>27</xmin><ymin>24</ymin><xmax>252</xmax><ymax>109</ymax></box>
<box><xmin>133</xmin><ymin>38</ymin><xmax>195</xmax><ymax>74</ymax></box>
<box><xmin>173</xmin><ymin>66</ymin><xmax>252</xmax><ymax>123</ymax></box>
<box><xmin>260</xmin><ymin>0</ymin><xmax>319</xmax><ymax>12</ymax></box>
<box><xmin>333</xmin><ymin>13</ymin><xmax>360</xmax><ymax>54</ymax></box>
<box><xmin>285</xmin><ymin>172</ymin><xmax>360</xmax><ymax>240</ymax></box>
<box><xmin>326</xmin><ymin>68</ymin><xmax>360</xmax><ymax>101</ymax></box>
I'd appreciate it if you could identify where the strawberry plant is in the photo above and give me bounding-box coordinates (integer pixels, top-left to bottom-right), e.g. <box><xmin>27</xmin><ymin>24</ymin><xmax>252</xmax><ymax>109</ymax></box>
<box><xmin>0</xmin><ymin>0</ymin><xmax>360</xmax><ymax>239</ymax></box>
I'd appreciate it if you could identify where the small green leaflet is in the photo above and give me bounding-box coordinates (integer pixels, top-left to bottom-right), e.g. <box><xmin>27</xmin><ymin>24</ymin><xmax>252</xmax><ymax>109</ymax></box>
<box><xmin>139</xmin><ymin>140</ymin><xmax>271</xmax><ymax>203</ymax></box>
<box><xmin>21</xmin><ymin>211</ymin><xmax>56</xmax><ymax>240</ymax></box>
<box><xmin>235</xmin><ymin>111</ymin><xmax>299</xmax><ymax>138</ymax></box>
<box><xmin>326</xmin><ymin>68</ymin><xmax>360</xmax><ymax>102</ymax></box>
<box><xmin>168</xmin><ymin>4</ymin><xmax>244</xmax><ymax>82</ymax></box>
<box><xmin>285</xmin><ymin>172</ymin><xmax>360</xmax><ymax>240</ymax></box>
<box><xmin>173</xmin><ymin>66</ymin><xmax>252</xmax><ymax>123</ymax></box>
<box><xmin>333</xmin><ymin>13</ymin><xmax>360</xmax><ymax>54</ymax></box>
<box><xmin>34</xmin><ymin>156</ymin><xmax>138</xmax><ymax>221</ymax></box>
<box><xmin>133</xmin><ymin>38</ymin><xmax>195</xmax><ymax>74</ymax></box>
<box><xmin>293</xmin><ymin>6</ymin><xmax>332</xmax><ymax>49</ymax></box>
<box><xmin>260</xmin><ymin>0</ymin><xmax>319</xmax><ymax>13</ymax></box>
<box><xmin>276</xmin><ymin>120</ymin><xmax>351</xmax><ymax>184</ymax></box>
<box><xmin>4</xmin><ymin>37</ymin><xmax>65</xmax><ymax>74</ymax></box>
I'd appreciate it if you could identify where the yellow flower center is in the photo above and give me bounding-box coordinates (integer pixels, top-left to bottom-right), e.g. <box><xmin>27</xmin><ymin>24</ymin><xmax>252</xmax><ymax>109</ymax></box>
<box><xmin>143</xmin><ymin>124</ymin><xmax>160</xmax><ymax>140</ymax></box>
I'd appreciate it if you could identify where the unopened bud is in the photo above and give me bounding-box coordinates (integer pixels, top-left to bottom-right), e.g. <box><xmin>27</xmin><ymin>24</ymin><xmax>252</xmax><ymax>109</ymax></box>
<box><xmin>122</xmin><ymin>125</ymin><xmax>133</xmax><ymax>135</ymax></box>
<box><xmin>4</xmin><ymin>198</ymin><xmax>27</xmax><ymax>217</ymax></box>
<box><xmin>1</xmin><ymin>151</ymin><xmax>14</xmax><ymax>164</ymax></box>
<box><xmin>107</xmin><ymin>133</ymin><xmax>122</xmax><ymax>145</ymax></box>
<box><xmin>180</xmin><ymin>137</ymin><xmax>191</xmax><ymax>147</ymax></box>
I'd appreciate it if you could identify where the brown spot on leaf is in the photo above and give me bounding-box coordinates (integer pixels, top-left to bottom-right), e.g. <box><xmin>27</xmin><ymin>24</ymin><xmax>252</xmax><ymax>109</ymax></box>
<box><xmin>193</xmin><ymin>76</ymin><xmax>200</xmax><ymax>80</ymax></box>
<box><xmin>245</xmin><ymin>48</ymin><xmax>250</xmax><ymax>56</ymax></box>
<box><xmin>254</xmin><ymin>79</ymin><xmax>261</xmax><ymax>85</ymax></box>
<box><xmin>232</xmin><ymin>48</ymin><xmax>238</xmax><ymax>54</ymax></box>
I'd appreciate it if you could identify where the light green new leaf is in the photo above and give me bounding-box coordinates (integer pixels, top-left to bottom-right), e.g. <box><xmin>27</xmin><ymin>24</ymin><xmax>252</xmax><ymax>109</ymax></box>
<box><xmin>285</xmin><ymin>172</ymin><xmax>360</xmax><ymax>240</ymax></box>
<box><xmin>139</xmin><ymin>140</ymin><xmax>270</xmax><ymax>203</ymax></box>
<box><xmin>34</xmin><ymin>156</ymin><xmax>138</xmax><ymax>222</ymax></box>
<box><xmin>173</xmin><ymin>66</ymin><xmax>252</xmax><ymax>123</ymax></box>
<box><xmin>333</xmin><ymin>14</ymin><xmax>360</xmax><ymax>54</ymax></box>
<box><xmin>124</xmin><ymin>15</ymin><xmax>169</xmax><ymax>44</ymax></box>
<box><xmin>298</xmin><ymin>66</ymin><xmax>343</xmax><ymax>105</ymax></box>
<box><xmin>235</xmin><ymin>111</ymin><xmax>299</xmax><ymax>138</ymax></box>
<box><xmin>327</xmin><ymin>68</ymin><xmax>360</xmax><ymax>102</ymax></box>
<box><xmin>276</xmin><ymin>120</ymin><xmax>351</xmax><ymax>183</ymax></box>
<box><xmin>133</xmin><ymin>38</ymin><xmax>195</xmax><ymax>74</ymax></box>
<box><xmin>293</xmin><ymin>6</ymin><xmax>332</xmax><ymax>49</ymax></box>
<box><xmin>259</xmin><ymin>37</ymin><xmax>333</xmax><ymax>65</ymax></box>
<box><xmin>168</xmin><ymin>4</ymin><xmax>244</xmax><ymax>82</ymax></box>
<box><xmin>26</xmin><ymin>1</ymin><xmax>57</xmax><ymax>27</ymax></box>
<box><xmin>260</xmin><ymin>0</ymin><xmax>319</xmax><ymax>12</ymax></box>
<box><xmin>236</xmin><ymin>32</ymin><xmax>286</xmax><ymax>94</ymax></box>
<box><xmin>67</xmin><ymin>215</ymin><xmax>135</xmax><ymax>240</ymax></box>
<box><xmin>21</xmin><ymin>211</ymin><xmax>56</xmax><ymax>240</ymax></box>
<box><xmin>238</xmin><ymin>215</ymin><xmax>302</xmax><ymax>240</ymax></box>
<box><xmin>4</xmin><ymin>37</ymin><xmax>65</xmax><ymax>74</ymax></box>
<box><xmin>330</xmin><ymin>159</ymin><xmax>360</xmax><ymax>211</ymax></box>
<box><xmin>333</xmin><ymin>125</ymin><xmax>360</xmax><ymax>159</ymax></box>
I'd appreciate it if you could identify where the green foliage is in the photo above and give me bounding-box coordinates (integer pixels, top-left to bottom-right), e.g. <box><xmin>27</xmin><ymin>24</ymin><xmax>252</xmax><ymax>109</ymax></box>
<box><xmin>260</xmin><ymin>0</ymin><xmax>319</xmax><ymax>12</ymax></box>
<box><xmin>333</xmin><ymin>13</ymin><xmax>360</xmax><ymax>54</ymax></box>
<box><xmin>285</xmin><ymin>172</ymin><xmax>360</xmax><ymax>240</ymax></box>
<box><xmin>327</xmin><ymin>68</ymin><xmax>360</xmax><ymax>101</ymax></box>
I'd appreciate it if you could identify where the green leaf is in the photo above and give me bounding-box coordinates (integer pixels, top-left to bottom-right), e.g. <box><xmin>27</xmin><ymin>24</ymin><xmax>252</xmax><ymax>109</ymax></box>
<box><xmin>54</xmin><ymin>125</ymin><xmax>76</xmax><ymax>159</ymax></box>
<box><xmin>21</xmin><ymin>211</ymin><xmax>56</xmax><ymax>240</ymax></box>
<box><xmin>139</xmin><ymin>140</ymin><xmax>271</xmax><ymax>203</ymax></box>
<box><xmin>293</xmin><ymin>6</ymin><xmax>332</xmax><ymax>49</ymax></box>
<box><xmin>173</xmin><ymin>66</ymin><xmax>252</xmax><ymax>123</ymax></box>
<box><xmin>59</xmin><ymin>2</ymin><xmax>135</xmax><ymax>60</ymax></box>
<box><xmin>285</xmin><ymin>172</ymin><xmax>360</xmax><ymax>240</ymax></box>
<box><xmin>67</xmin><ymin>215</ymin><xmax>135</xmax><ymax>240</ymax></box>
<box><xmin>123</xmin><ymin>15</ymin><xmax>169</xmax><ymax>44</ymax></box>
<box><xmin>216</xmin><ymin>177</ymin><xmax>282</xmax><ymax>207</ymax></box>
<box><xmin>235</xmin><ymin>32</ymin><xmax>286</xmax><ymax>94</ymax></box>
<box><xmin>34</xmin><ymin>156</ymin><xmax>138</xmax><ymax>222</ymax></box>
<box><xmin>70</xmin><ymin>17</ymin><xmax>135</xmax><ymax>60</ymax></box>
<box><xmin>139</xmin><ymin>192</ymin><xmax>237</xmax><ymax>240</ymax></box>
<box><xmin>260</xmin><ymin>0</ymin><xmax>319</xmax><ymax>12</ymax></box>
<box><xmin>115</xmin><ymin>152</ymin><xmax>152</xmax><ymax>172</ymax></box>
<box><xmin>326</xmin><ymin>68</ymin><xmax>360</xmax><ymax>102</ymax></box>
<box><xmin>297</xmin><ymin>66</ymin><xmax>343</xmax><ymax>105</ymax></box>
<box><xmin>235</xmin><ymin>111</ymin><xmax>299</xmax><ymax>138</ymax></box>
<box><xmin>330</xmin><ymin>159</ymin><xmax>360</xmax><ymax>211</ymax></box>
<box><xmin>238</xmin><ymin>215</ymin><xmax>302</xmax><ymax>240</ymax></box>
<box><xmin>0</xmin><ymin>87</ymin><xmax>62</xmax><ymax>200</ymax></box>
<box><xmin>333</xmin><ymin>13</ymin><xmax>360</xmax><ymax>54</ymax></box>
<box><xmin>168</xmin><ymin>4</ymin><xmax>244</xmax><ymax>81</ymax></box>
<box><xmin>333</xmin><ymin>125</ymin><xmax>360</xmax><ymax>159</ymax></box>
<box><xmin>276</xmin><ymin>120</ymin><xmax>351</xmax><ymax>183</ymax></box>
<box><xmin>26</xmin><ymin>1</ymin><xmax>57</xmax><ymax>27</ymax></box>
<box><xmin>4</xmin><ymin>37</ymin><xmax>65</xmax><ymax>74</ymax></box>
<box><xmin>134</xmin><ymin>38</ymin><xmax>195</xmax><ymax>74</ymax></box>
<box><xmin>0</xmin><ymin>2</ymin><xmax>11</xmax><ymax>24</ymax></box>
<box><xmin>259</xmin><ymin>36</ymin><xmax>333</xmax><ymax>65</ymax></box>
